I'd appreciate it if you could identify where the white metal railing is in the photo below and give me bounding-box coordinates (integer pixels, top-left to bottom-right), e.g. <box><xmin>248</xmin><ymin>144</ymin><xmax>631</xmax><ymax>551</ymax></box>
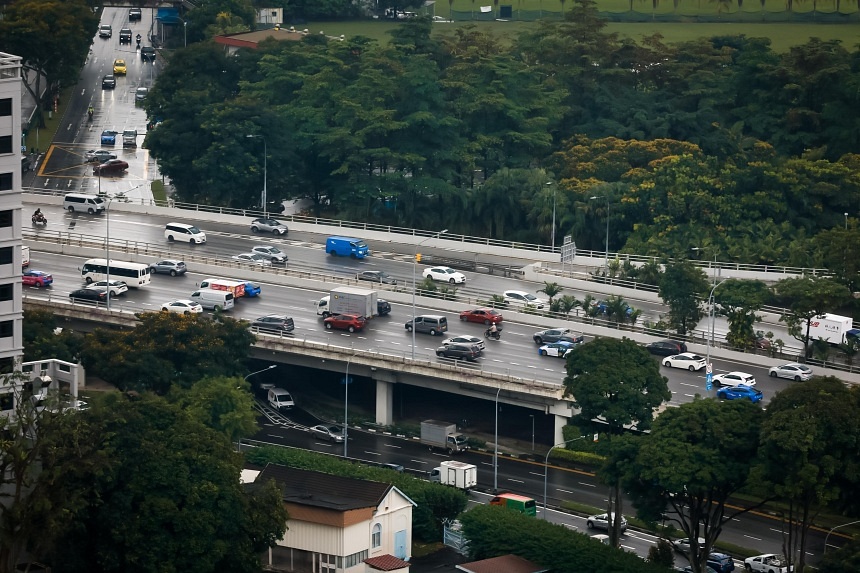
<box><xmin>23</xmin><ymin>187</ymin><xmax>832</xmax><ymax>276</ymax></box>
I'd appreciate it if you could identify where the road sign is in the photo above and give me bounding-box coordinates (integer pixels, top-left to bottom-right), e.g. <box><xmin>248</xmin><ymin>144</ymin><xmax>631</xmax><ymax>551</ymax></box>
<box><xmin>706</xmin><ymin>363</ymin><xmax>713</xmax><ymax>375</ymax></box>
<box><xmin>705</xmin><ymin>372</ymin><xmax>713</xmax><ymax>391</ymax></box>
<box><xmin>561</xmin><ymin>240</ymin><xmax>576</xmax><ymax>264</ymax></box>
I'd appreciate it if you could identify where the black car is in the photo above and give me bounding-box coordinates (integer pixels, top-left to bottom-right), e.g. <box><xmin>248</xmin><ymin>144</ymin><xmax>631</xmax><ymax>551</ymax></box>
<box><xmin>119</xmin><ymin>27</ymin><xmax>132</xmax><ymax>44</ymax></box>
<box><xmin>102</xmin><ymin>74</ymin><xmax>116</xmax><ymax>89</ymax></box>
<box><xmin>140</xmin><ymin>47</ymin><xmax>156</xmax><ymax>62</ymax></box>
<box><xmin>356</xmin><ymin>271</ymin><xmax>397</xmax><ymax>285</ymax></box>
<box><xmin>251</xmin><ymin>315</ymin><xmax>295</xmax><ymax>333</ymax></box>
<box><xmin>377</xmin><ymin>299</ymin><xmax>391</xmax><ymax>316</ymax></box>
<box><xmin>128</xmin><ymin>7</ymin><xmax>142</xmax><ymax>20</ymax></box>
<box><xmin>436</xmin><ymin>343</ymin><xmax>481</xmax><ymax>362</ymax></box>
<box><xmin>69</xmin><ymin>288</ymin><xmax>107</xmax><ymax>303</ymax></box>
<box><xmin>646</xmin><ymin>339</ymin><xmax>688</xmax><ymax>356</ymax></box>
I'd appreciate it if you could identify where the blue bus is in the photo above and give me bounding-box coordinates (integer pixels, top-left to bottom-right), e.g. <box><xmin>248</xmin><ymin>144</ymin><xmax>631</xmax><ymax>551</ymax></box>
<box><xmin>326</xmin><ymin>236</ymin><xmax>370</xmax><ymax>259</ymax></box>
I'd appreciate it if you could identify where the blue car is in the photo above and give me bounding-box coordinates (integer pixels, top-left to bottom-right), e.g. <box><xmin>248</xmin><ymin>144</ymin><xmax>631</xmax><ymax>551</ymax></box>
<box><xmin>100</xmin><ymin>130</ymin><xmax>118</xmax><ymax>145</ymax></box>
<box><xmin>242</xmin><ymin>281</ymin><xmax>262</xmax><ymax>297</ymax></box>
<box><xmin>716</xmin><ymin>385</ymin><xmax>763</xmax><ymax>403</ymax></box>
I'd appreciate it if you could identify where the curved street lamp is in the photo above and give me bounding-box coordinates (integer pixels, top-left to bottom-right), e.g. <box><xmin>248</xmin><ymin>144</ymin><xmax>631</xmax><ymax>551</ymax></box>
<box><xmin>411</xmin><ymin>229</ymin><xmax>447</xmax><ymax>359</ymax></box>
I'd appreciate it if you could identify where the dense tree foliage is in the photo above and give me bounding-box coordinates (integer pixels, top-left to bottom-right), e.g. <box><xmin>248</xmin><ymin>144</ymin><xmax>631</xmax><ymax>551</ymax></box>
<box><xmin>170</xmin><ymin>375</ymin><xmax>259</xmax><ymax>443</ymax></box>
<box><xmin>81</xmin><ymin>313</ymin><xmax>255</xmax><ymax>393</ymax></box>
<box><xmin>757</xmin><ymin>378</ymin><xmax>860</xmax><ymax>573</ymax></box>
<box><xmin>140</xmin><ymin>3</ymin><xmax>860</xmax><ymax>272</ymax></box>
<box><xmin>658</xmin><ymin>262</ymin><xmax>708</xmax><ymax>335</ymax></box>
<box><xmin>459</xmin><ymin>504</ymin><xmax>670</xmax><ymax>573</ymax></box>
<box><xmin>22</xmin><ymin>309</ymin><xmax>83</xmax><ymax>363</ymax></box>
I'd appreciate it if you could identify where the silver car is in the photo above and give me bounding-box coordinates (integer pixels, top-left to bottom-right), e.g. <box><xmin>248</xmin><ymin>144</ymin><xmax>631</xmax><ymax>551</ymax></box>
<box><xmin>768</xmin><ymin>362</ymin><xmax>813</xmax><ymax>381</ymax></box>
<box><xmin>84</xmin><ymin>150</ymin><xmax>117</xmax><ymax>163</ymax></box>
<box><xmin>232</xmin><ymin>253</ymin><xmax>271</xmax><ymax>267</ymax></box>
<box><xmin>442</xmin><ymin>335</ymin><xmax>485</xmax><ymax>351</ymax></box>
<box><xmin>586</xmin><ymin>512</ymin><xmax>627</xmax><ymax>533</ymax></box>
<box><xmin>310</xmin><ymin>424</ymin><xmax>344</xmax><ymax>443</ymax></box>
<box><xmin>251</xmin><ymin>245</ymin><xmax>288</xmax><ymax>264</ymax></box>
<box><xmin>85</xmin><ymin>280</ymin><xmax>128</xmax><ymax>296</ymax></box>
<box><xmin>250</xmin><ymin>218</ymin><xmax>288</xmax><ymax>235</ymax></box>
<box><xmin>149</xmin><ymin>259</ymin><xmax>187</xmax><ymax>276</ymax></box>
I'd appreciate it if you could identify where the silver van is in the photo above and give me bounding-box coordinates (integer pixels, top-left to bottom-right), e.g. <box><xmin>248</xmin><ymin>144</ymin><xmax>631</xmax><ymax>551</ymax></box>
<box><xmin>405</xmin><ymin>315</ymin><xmax>448</xmax><ymax>336</ymax></box>
<box><xmin>165</xmin><ymin>222</ymin><xmax>207</xmax><ymax>244</ymax></box>
<box><xmin>63</xmin><ymin>193</ymin><xmax>106</xmax><ymax>214</ymax></box>
<box><xmin>189</xmin><ymin>288</ymin><xmax>234</xmax><ymax>311</ymax></box>
<box><xmin>267</xmin><ymin>387</ymin><xmax>295</xmax><ymax>412</ymax></box>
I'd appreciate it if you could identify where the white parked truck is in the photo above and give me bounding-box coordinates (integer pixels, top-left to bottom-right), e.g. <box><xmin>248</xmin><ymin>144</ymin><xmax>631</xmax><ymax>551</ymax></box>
<box><xmin>803</xmin><ymin>313</ymin><xmax>854</xmax><ymax>345</ymax></box>
<box><xmin>316</xmin><ymin>286</ymin><xmax>378</xmax><ymax>318</ymax></box>
<box><xmin>744</xmin><ymin>554</ymin><xmax>793</xmax><ymax>573</ymax></box>
<box><xmin>420</xmin><ymin>419</ymin><xmax>469</xmax><ymax>454</ymax></box>
<box><xmin>429</xmin><ymin>460</ymin><xmax>477</xmax><ymax>490</ymax></box>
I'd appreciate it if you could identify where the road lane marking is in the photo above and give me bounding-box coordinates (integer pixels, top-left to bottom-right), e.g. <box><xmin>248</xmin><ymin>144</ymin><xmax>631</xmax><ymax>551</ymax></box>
<box><xmin>578</xmin><ymin>482</ymin><xmax>596</xmax><ymax>487</ymax></box>
<box><xmin>743</xmin><ymin>535</ymin><xmax>761</xmax><ymax>541</ymax></box>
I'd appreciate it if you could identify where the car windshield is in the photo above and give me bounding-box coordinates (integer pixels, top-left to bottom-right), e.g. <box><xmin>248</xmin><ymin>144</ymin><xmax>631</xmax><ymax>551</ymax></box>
<box><xmin>267</xmin><ymin>247</ymin><xmax>283</xmax><ymax>254</ymax></box>
<box><xmin>524</xmin><ymin>294</ymin><xmax>538</xmax><ymax>301</ymax></box>
<box><xmin>188</xmin><ymin>226</ymin><xmax>201</xmax><ymax>234</ymax></box>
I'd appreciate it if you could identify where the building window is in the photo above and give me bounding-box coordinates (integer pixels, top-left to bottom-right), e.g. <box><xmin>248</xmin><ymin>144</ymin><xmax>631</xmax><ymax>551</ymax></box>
<box><xmin>0</xmin><ymin>357</ymin><xmax>12</xmax><ymax>374</ymax></box>
<box><xmin>0</xmin><ymin>321</ymin><xmax>12</xmax><ymax>338</ymax></box>
<box><xmin>344</xmin><ymin>550</ymin><xmax>368</xmax><ymax>568</ymax></box>
<box><xmin>0</xmin><ymin>392</ymin><xmax>12</xmax><ymax>411</ymax></box>
<box><xmin>0</xmin><ymin>210</ymin><xmax>10</xmax><ymax>228</ymax></box>
<box><xmin>0</xmin><ymin>247</ymin><xmax>11</xmax><ymax>265</ymax></box>
<box><xmin>371</xmin><ymin>523</ymin><xmax>382</xmax><ymax>548</ymax></box>
<box><xmin>0</xmin><ymin>99</ymin><xmax>11</xmax><ymax>116</ymax></box>
<box><xmin>318</xmin><ymin>553</ymin><xmax>336</xmax><ymax>573</ymax></box>
<box><xmin>0</xmin><ymin>283</ymin><xmax>11</xmax><ymax>302</ymax></box>
<box><xmin>0</xmin><ymin>173</ymin><xmax>10</xmax><ymax>192</ymax></box>
<box><xmin>0</xmin><ymin>136</ymin><xmax>11</xmax><ymax>155</ymax></box>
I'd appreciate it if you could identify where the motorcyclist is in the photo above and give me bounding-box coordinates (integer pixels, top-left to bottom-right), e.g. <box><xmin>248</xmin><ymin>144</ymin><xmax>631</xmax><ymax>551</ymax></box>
<box><xmin>32</xmin><ymin>209</ymin><xmax>45</xmax><ymax>223</ymax></box>
<box><xmin>87</xmin><ymin>105</ymin><xmax>94</xmax><ymax>120</ymax></box>
<box><xmin>136</xmin><ymin>33</ymin><xmax>142</xmax><ymax>47</ymax></box>
<box><xmin>486</xmin><ymin>323</ymin><xmax>499</xmax><ymax>339</ymax></box>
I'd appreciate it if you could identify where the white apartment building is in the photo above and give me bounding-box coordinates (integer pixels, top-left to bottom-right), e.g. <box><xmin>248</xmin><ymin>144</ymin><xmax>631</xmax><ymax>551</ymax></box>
<box><xmin>0</xmin><ymin>52</ymin><xmax>26</xmax><ymax>411</ymax></box>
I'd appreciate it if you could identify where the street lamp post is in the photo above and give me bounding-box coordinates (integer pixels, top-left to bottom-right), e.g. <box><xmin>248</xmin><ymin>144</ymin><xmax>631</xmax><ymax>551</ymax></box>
<box><xmin>104</xmin><ymin>193</ymin><xmax>112</xmax><ymax>311</ymax></box>
<box><xmin>493</xmin><ymin>386</ymin><xmax>501</xmax><ymax>493</ymax></box>
<box><xmin>705</xmin><ymin>278</ymin><xmax>729</xmax><ymax>391</ymax></box>
<box><xmin>543</xmin><ymin>435</ymin><xmax>589</xmax><ymax>519</ymax></box>
<box><xmin>183</xmin><ymin>21</ymin><xmax>187</xmax><ymax>47</ymax></box>
<box><xmin>590</xmin><ymin>195</ymin><xmax>610</xmax><ymax>273</ymax></box>
<box><xmin>845</xmin><ymin>212</ymin><xmax>849</xmax><ymax>230</ymax></box>
<box><xmin>530</xmin><ymin>414</ymin><xmax>535</xmax><ymax>452</ymax></box>
<box><xmin>246</xmin><ymin>134</ymin><xmax>267</xmax><ymax>219</ymax></box>
<box><xmin>343</xmin><ymin>355</ymin><xmax>353</xmax><ymax>458</ymax></box>
<box><xmin>548</xmin><ymin>181</ymin><xmax>556</xmax><ymax>252</ymax></box>
<box><xmin>411</xmin><ymin>229</ymin><xmax>447</xmax><ymax>359</ymax></box>
<box><xmin>824</xmin><ymin>519</ymin><xmax>860</xmax><ymax>553</ymax></box>
<box><xmin>244</xmin><ymin>364</ymin><xmax>277</xmax><ymax>383</ymax></box>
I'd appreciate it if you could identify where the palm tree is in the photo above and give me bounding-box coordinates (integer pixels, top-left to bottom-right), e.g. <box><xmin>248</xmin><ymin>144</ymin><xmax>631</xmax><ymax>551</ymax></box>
<box><xmin>558</xmin><ymin>295</ymin><xmax>580</xmax><ymax>317</ymax></box>
<box><xmin>538</xmin><ymin>281</ymin><xmax>564</xmax><ymax>306</ymax></box>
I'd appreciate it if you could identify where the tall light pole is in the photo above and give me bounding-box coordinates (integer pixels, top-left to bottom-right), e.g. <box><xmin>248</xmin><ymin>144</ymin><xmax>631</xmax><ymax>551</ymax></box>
<box><xmin>244</xmin><ymin>364</ymin><xmax>277</xmax><ymax>383</ymax></box>
<box><xmin>183</xmin><ymin>21</ymin><xmax>187</xmax><ymax>47</ymax></box>
<box><xmin>530</xmin><ymin>414</ymin><xmax>535</xmax><ymax>452</ymax></box>
<box><xmin>845</xmin><ymin>212</ymin><xmax>849</xmax><ymax>230</ymax></box>
<box><xmin>547</xmin><ymin>181</ymin><xmax>556</xmax><ymax>252</ymax></box>
<box><xmin>493</xmin><ymin>386</ymin><xmax>501</xmax><ymax>493</ymax></box>
<box><xmin>246</xmin><ymin>134</ymin><xmax>267</xmax><ymax>219</ymax></box>
<box><xmin>412</xmin><ymin>229</ymin><xmax>447</xmax><ymax>359</ymax></box>
<box><xmin>105</xmin><ymin>194</ymin><xmax>112</xmax><ymax>311</ymax></box>
<box><xmin>590</xmin><ymin>195</ymin><xmax>610</xmax><ymax>273</ymax></box>
<box><xmin>543</xmin><ymin>435</ymin><xmax>590</xmax><ymax>519</ymax></box>
<box><xmin>343</xmin><ymin>355</ymin><xmax>353</xmax><ymax>458</ymax></box>
<box><xmin>705</xmin><ymin>278</ymin><xmax>729</xmax><ymax>393</ymax></box>
<box><xmin>824</xmin><ymin>519</ymin><xmax>860</xmax><ymax>553</ymax></box>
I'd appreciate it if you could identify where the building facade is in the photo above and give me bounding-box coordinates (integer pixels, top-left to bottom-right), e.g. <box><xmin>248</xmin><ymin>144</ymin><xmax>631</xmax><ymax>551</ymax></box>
<box><xmin>0</xmin><ymin>52</ymin><xmax>25</xmax><ymax>414</ymax></box>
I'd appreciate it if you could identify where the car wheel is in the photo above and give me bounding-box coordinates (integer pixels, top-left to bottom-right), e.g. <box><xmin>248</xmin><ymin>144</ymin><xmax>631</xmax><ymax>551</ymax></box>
<box><xmin>251</xmin><ymin>226</ymin><xmax>259</xmax><ymax>233</ymax></box>
<box><xmin>689</xmin><ymin>365</ymin><xmax>695</xmax><ymax>371</ymax></box>
<box><xmin>85</xmin><ymin>277</ymin><xmax>93</xmax><ymax>284</ymax></box>
<box><xmin>214</xmin><ymin>305</ymin><xmax>222</xmax><ymax>311</ymax></box>
<box><xmin>87</xmin><ymin>208</ymin><xmax>95</xmax><ymax>214</ymax></box>
<box><xmin>189</xmin><ymin>239</ymin><xmax>196</xmax><ymax>244</ymax></box>
<box><xmin>276</xmin><ymin>229</ymin><xmax>286</xmax><ymax>235</ymax></box>
<box><xmin>430</xmin><ymin>329</ymin><xmax>437</xmax><ymax>336</ymax></box>
<box><xmin>67</xmin><ymin>206</ymin><xmax>75</xmax><ymax>213</ymax></box>
<box><xmin>183</xmin><ymin>311</ymin><xmax>190</xmax><ymax>315</ymax></box>
<box><xmin>169</xmin><ymin>270</ymin><xmax>177</xmax><ymax>276</ymax></box>
<box><xmin>539</xmin><ymin>350</ymin><xmax>547</xmax><ymax>356</ymax></box>
<box><xmin>436</xmin><ymin>351</ymin><xmax>443</xmax><ymax>356</ymax></box>
<box><xmin>794</xmin><ymin>375</ymin><xmax>802</xmax><ymax>381</ymax></box>
<box><xmin>350</xmin><ymin>253</ymin><xmax>357</xmax><ymax>259</ymax></box>
<box><xmin>328</xmin><ymin>250</ymin><xmax>336</xmax><ymax>256</ymax></box>
<box><xmin>405</xmin><ymin>325</ymin><xmax>412</xmax><ymax>332</ymax></box>
<box><xmin>769</xmin><ymin>371</ymin><xmax>777</xmax><ymax>377</ymax></box>
<box><xmin>662</xmin><ymin>360</ymin><xmax>670</xmax><ymax>367</ymax></box>
<box><xmin>534</xmin><ymin>337</ymin><xmax>543</xmax><ymax>344</ymax></box>
<box><xmin>167</xmin><ymin>235</ymin><xmax>175</xmax><ymax>242</ymax></box>
<box><xmin>325</xmin><ymin>323</ymin><xmax>332</xmax><ymax>329</ymax></box>
<box><xmin>586</xmin><ymin>521</ymin><xmax>594</xmax><ymax>529</ymax></box>
<box><xmin>161</xmin><ymin>308</ymin><xmax>168</xmax><ymax>312</ymax></box>
<box><xmin>460</xmin><ymin>315</ymin><xmax>467</xmax><ymax>321</ymax></box>
<box><xmin>34</xmin><ymin>282</ymin><xmax>41</xmax><ymax>288</ymax></box>
<box><xmin>449</xmin><ymin>278</ymin><xmax>456</xmax><ymax>284</ymax></box>
<box><xmin>348</xmin><ymin>326</ymin><xmax>356</xmax><ymax>333</ymax></box>
<box><xmin>744</xmin><ymin>566</ymin><xmax>752</xmax><ymax>572</ymax></box>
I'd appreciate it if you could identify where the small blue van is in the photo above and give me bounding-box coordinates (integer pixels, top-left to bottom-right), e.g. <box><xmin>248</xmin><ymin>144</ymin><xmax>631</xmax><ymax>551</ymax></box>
<box><xmin>326</xmin><ymin>236</ymin><xmax>370</xmax><ymax>259</ymax></box>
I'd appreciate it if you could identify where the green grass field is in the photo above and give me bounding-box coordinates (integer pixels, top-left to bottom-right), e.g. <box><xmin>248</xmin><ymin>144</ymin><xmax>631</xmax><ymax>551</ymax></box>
<box><xmin>307</xmin><ymin>20</ymin><xmax>860</xmax><ymax>52</ymax></box>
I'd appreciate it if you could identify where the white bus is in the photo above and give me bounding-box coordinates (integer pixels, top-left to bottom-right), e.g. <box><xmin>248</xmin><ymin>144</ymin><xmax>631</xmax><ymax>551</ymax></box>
<box><xmin>80</xmin><ymin>259</ymin><xmax>151</xmax><ymax>287</ymax></box>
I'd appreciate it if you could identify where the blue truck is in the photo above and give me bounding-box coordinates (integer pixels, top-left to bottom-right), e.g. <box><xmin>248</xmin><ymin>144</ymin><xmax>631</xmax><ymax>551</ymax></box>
<box><xmin>326</xmin><ymin>236</ymin><xmax>370</xmax><ymax>259</ymax></box>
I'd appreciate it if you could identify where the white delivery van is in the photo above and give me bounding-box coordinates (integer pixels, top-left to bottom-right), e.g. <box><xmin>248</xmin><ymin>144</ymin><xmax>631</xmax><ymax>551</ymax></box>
<box><xmin>164</xmin><ymin>222</ymin><xmax>207</xmax><ymax>244</ymax></box>
<box><xmin>189</xmin><ymin>288</ymin><xmax>234</xmax><ymax>311</ymax></box>
<box><xmin>267</xmin><ymin>387</ymin><xmax>294</xmax><ymax>412</ymax></box>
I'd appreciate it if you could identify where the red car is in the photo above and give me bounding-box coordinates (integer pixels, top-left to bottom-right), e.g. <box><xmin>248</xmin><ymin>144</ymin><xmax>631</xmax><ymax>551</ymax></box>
<box><xmin>323</xmin><ymin>313</ymin><xmax>367</xmax><ymax>333</ymax></box>
<box><xmin>93</xmin><ymin>159</ymin><xmax>129</xmax><ymax>174</ymax></box>
<box><xmin>22</xmin><ymin>270</ymin><xmax>53</xmax><ymax>287</ymax></box>
<box><xmin>459</xmin><ymin>308</ymin><xmax>503</xmax><ymax>325</ymax></box>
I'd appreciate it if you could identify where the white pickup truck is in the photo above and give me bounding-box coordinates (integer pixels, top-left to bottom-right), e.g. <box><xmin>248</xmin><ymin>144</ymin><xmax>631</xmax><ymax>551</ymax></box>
<box><xmin>744</xmin><ymin>554</ymin><xmax>793</xmax><ymax>573</ymax></box>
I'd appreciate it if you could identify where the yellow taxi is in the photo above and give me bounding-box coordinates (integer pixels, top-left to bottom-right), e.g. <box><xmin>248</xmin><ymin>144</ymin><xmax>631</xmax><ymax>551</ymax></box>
<box><xmin>112</xmin><ymin>59</ymin><xmax>126</xmax><ymax>75</ymax></box>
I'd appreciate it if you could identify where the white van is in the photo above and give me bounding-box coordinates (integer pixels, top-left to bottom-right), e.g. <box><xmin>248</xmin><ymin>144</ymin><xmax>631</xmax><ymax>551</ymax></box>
<box><xmin>164</xmin><ymin>222</ymin><xmax>207</xmax><ymax>244</ymax></box>
<box><xmin>63</xmin><ymin>193</ymin><xmax>106</xmax><ymax>214</ymax></box>
<box><xmin>189</xmin><ymin>288</ymin><xmax>234</xmax><ymax>311</ymax></box>
<box><xmin>267</xmin><ymin>387</ymin><xmax>294</xmax><ymax>412</ymax></box>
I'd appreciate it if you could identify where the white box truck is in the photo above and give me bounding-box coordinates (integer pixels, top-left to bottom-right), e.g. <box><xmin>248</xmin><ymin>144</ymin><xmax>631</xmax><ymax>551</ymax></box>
<box><xmin>429</xmin><ymin>460</ymin><xmax>477</xmax><ymax>490</ymax></box>
<box><xmin>420</xmin><ymin>419</ymin><xmax>469</xmax><ymax>454</ymax></box>
<box><xmin>316</xmin><ymin>286</ymin><xmax>378</xmax><ymax>318</ymax></box>
<box><xmin>804</xmin><ymin>313</ymin><xmax>854</xmax><ymax>345</ymax></box>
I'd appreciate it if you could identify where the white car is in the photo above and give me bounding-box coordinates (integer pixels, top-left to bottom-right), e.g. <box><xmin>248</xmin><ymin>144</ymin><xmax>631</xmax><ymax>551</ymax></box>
<box><xmin>713</xmin><ymin>371</ymin><xmax>756</xmax><ymax>387</ymax></box>
<box><xmin>442</xmin><ymin>335</ymin><xmax>485</xmax><ymax>351</ymax></box>
<box><xmin>768</xmin><ymin>363</ymin><xmax>813</xmax><ymax>381</ymax></box>
<box><xmin>232</xmin><ymin>253</ymin><xmax>272</xmax><ymax>267</ymax></box>
<box><xmin>672</xmin><ymin>537</ymin><xmax>705</xmax><ymax>555</ymax></box>
<box><xmin>251</xmin><ymin>245</ymin><xmax>288</xmax><ymax>264</ymax></box>
<box><xmin>423</xmin><ymin>266</ymin><xmax>466</xmax><ymax>284</ymax></box>
<box><xmin>744</xmin><ymin>554</ymin><xmax>793</xmax><ymax>573</ymax></box>
<box><xmin>538</xmin><ymin>342</ymin><xmax>576</xmax><ymax>358</ymax></box>
<box><xmin>586</xmin><ymin>512</ymin><xmax>627</xmax><ymax>532</ymax></box>
<box><xmin>161</xmin><ymin>300</ymin><xmax>203</xmax><ymax>314</ymax></box>
<box><xmin>662</xmin><ymin>352</ymin><xmax>707</xmax><ymax>371</ymax></box>
<box><xmin>85</xmin><ymin>280</ymin><xmax>128</xmax><ymax>296</ymax></box>
<box><xmin>503</xmin><ymin>290</ymin><xmax>545</xmax><ymax>309</ymax></box>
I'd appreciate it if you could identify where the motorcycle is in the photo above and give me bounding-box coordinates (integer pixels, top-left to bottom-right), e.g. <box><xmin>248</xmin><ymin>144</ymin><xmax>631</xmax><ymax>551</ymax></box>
<box><xmin>136</xmin><ymin>35</ymin><xmax>141</xmax><ymax>49</ymax></box>
<box><xmin>31</xmin><ymin>214</ymin><xmax>47</xmax><ymax>226</ymax></box>
<box><xmin>87</xmin><ymin>108</ymin><xmax>93</xmax><ymax>122</ymax></box>
<box><xmin>484</xmin><ymin>327</ymin><xmax>501</xmax><ymax>341</ymax></box>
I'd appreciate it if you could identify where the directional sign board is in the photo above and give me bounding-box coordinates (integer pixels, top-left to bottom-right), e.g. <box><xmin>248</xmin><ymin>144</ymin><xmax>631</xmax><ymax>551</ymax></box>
<box><xmin>561</xmin><ymin>236</ymin><xmax>576</xmax><ymax>264</ymax></box>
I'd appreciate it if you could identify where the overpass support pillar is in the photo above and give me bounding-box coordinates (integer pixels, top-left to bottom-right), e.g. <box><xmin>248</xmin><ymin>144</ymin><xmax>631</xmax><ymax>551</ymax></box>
<box><xmin>554</xmin><ymin>414</ymin><xmax>567</xmax><ymax>444</ymax></box>
<box><xmin>374</xmin><ymin>377</ymin><xmax>394</xmax><ymax>426</ymax></box>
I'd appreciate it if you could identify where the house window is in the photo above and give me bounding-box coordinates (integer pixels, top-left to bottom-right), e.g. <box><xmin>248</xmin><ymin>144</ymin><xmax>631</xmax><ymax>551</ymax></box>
<box><xmin>0</xmin><ymin>357</ymin><xmax>12</xmax><ymax>374</ymax></box>
<box><xmin>0</xmin><ymin>136</ymin><xmax>11</xmax><ymax>155</ymax></box>
<box><xmin>0</xmin><ymin>247</ymin><xmax>11</xmax><ymax>265</ymax></box>
<box><xmin>344</xmin><ymin>550</ymin><xmax>368</xmax><ymax>568</ymax></box>
<box><xmin>0</xmin><ymin>173</ymin><xmax>10</xmax><ymax>192</ymax></box>
<box><xmin>371</xmin><ymin>523</ymin><xmax>382</xmax><ymax>548</ymax></box>
<box><xmin>0</xmin><ymin>321</ymin><xmax>12</xmax><ymax>338</ymax></box>
<box><xmin>0</xmin><ymin>392</ymin><xmax>12</xmax><ymax>411</ymax></box>
<box><xmin>0</xmin><ymin>210</ymin><xmax>10</xmax><ymax>227</ymax></box>
<box><xmin>0</xmin><ymin>99</ymin><xmax>11</xmax><ymax>117</ymax></box>
<box><xmin>318</xmin><ymin>553</ymin><xmax>336</xmax><ymax>573</ymax></box>
<box><xmin>0</xmin><ymin>283</ymin><xmax>11</xmax><ymax>302</ymax></box>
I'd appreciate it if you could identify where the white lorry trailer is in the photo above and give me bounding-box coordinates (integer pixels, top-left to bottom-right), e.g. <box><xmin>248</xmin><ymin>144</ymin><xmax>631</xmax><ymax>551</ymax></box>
<box><xmin>803</xmin><ymin>313</ymin><xmax>854</xmax><ymax>345</ymax></box>
<box><xmin>420</xmin><ymin>419</ymin><xmax>469</xmax><ymax>454</ymax></box>
<box><xmin>429</xmin><ymin>460</ymin><xmax>477</xmax><ymax>490</ymax></box>
<box><xmin>316</xmin><ymin>286</ymin><xmax>378</xmax><ymax>318</ymax></box>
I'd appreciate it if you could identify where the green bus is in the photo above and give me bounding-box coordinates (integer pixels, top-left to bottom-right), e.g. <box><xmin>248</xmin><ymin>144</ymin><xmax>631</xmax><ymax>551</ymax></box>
<box><xmin>489</xmin><ymin>493</ymin><xmax>537</xmax><ymax>517</ymax></box>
